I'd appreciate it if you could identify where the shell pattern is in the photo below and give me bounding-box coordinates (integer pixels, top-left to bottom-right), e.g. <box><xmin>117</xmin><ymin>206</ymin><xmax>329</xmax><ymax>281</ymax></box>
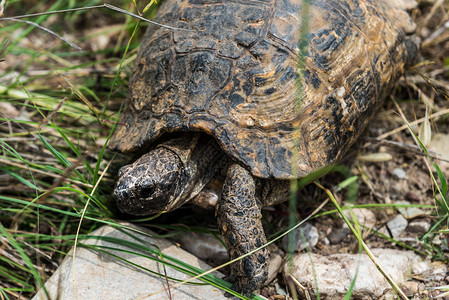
<box><xmin>110</xmin><ymin>0</ymin><xmax>419</xmax><ymax>179</ymax></box>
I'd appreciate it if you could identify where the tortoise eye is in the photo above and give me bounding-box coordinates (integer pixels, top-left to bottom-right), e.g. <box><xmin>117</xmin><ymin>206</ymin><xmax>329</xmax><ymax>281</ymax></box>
<box><xmin>140</xmin><ymin>185</ymin><xmax>155</xmax><ymax>199</ymax></box>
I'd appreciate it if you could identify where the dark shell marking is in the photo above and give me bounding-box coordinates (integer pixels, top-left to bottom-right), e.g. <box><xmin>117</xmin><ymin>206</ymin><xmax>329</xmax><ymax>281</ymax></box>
<box><xmin>110</xmin><ymin>0</ymin><xmax>419</xmax><ymax>179</ymax></box>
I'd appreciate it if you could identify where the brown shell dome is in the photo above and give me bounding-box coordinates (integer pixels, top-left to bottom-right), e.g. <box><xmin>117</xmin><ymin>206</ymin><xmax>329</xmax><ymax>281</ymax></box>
<box><xmin>110</xmin><ymin>0</ymin><xmax>420</xmax><ymax>179</ymax></box>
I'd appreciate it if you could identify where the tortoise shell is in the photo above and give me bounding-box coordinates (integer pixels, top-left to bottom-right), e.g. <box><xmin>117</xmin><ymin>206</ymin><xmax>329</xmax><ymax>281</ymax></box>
<box><xmin>110</xmin><ymin>0</ymin><xmax>419</xmax><ymax>179</ymax></box>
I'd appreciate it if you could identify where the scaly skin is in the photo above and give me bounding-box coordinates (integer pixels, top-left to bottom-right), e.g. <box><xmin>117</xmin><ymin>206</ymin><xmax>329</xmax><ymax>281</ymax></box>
<box><xmin>114</xmin><ymin>147</ymin><xmax>186</xmax><ymax>215</ymax></box>
<box><xmin>217</xmin><ymin>164</ymin><xmax>269</xmax><ymax>296</ymax></box>
<box><xmin>114</xmin><ymin>133</ymin><xmax>225</xmax><ymax>215</ymax></box>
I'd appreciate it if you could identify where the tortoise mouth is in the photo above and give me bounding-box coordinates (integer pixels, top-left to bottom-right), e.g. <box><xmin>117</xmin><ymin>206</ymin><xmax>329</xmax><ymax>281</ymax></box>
<box><xmin>114</xmin><ymin>188</ymin><xmax>173</xmax><ymax>216</ymax></box>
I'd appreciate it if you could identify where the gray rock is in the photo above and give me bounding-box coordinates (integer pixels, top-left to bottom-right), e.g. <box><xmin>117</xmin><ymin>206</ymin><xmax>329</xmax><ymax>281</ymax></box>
<box><xmin>33</xmin><ymin>224</ymin><xmax>227</xmax><ymax>300</ymax></box>
<box><xmin>387</xmin><ymin>214</ymin><xmax>408</xmax><ymax>238</ymax></box>
<box><xmin>284</xmin><ymin>249</ymin><xmax>419</xmax><ymax>299</ymax></box>
<box><xmin>407</xmin><ymin>220</ymin><xmax>431</xmax><ymax>233</ymax></box>
<box><xmin>172</xmin><ymin>232</ymin><xmax>283</xmax><ymax>285</ymax></box>
<box><xmin>375</xmin><ymin>225</ymin><xmax>389</xmax><ymax>237</ymax></box>
<box><xmin>328</xmin><ymin>227</ymin><xmax>350</xmax><ymax>245</ymax></box>
<box><xmin>171</xmin><ymin>232</ymin><xmax>228</xmax><ymax>265</ymax></box>
<box><xmin>396</xmin><ymin>200</ymin><xmax>427</xmax><ymax>219</ymax></box>
<box><xmin>282</xmin><ymin>222</ymin><xmax>319</xmax><ymax>251</ymax></box>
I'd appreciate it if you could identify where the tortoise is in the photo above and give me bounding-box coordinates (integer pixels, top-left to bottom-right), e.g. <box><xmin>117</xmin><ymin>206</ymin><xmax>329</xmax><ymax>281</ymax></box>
<box><xmin>110</xmin><ymin>0</ymin><xmax>419</xmax><ymax>295</ymax></box>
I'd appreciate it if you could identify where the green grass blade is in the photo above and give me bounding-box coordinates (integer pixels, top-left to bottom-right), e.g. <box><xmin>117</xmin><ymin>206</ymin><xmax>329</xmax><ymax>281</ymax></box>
<box><xmin>37</xmin><ymin>133</ymin><xmax>87</xmax><ymax>183</ymax></box>
<box><xmin>1</xmin><ymin>167</ymin><xmax>40</xmax><ymax>191</ymax></box>
<box><xmin>337</xmin><ymin>175</ymin><xmax>359</xmax><ymax>192</ymax></box>
<box><xmin>55</xmin><ymin>127</ymin><xmax>95</xmax><ymax>176</ymax></box>
<box><xmin>0</xmin><ymin>194</ymin><xmax>108</xmax><ymax>221</ymax></box>
<box><xmin>0</xmin><ymin>224</ymin><xmax>44</xmax><ymax>291</ymax></box>
<box><xmin>434</xmin><ymin>163</ymin><xmax>448</xmax><ymax>199</ymax></box>
<box><xmin>37</xmin><ymin>133</ymin><xmax>71</xmax><ymax>168</ymax></box>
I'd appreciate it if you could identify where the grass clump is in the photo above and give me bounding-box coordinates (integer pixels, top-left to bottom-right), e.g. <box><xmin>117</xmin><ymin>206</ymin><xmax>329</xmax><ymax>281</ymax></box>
<box><xmin>0</xmin><ymin>1</ymin><xmax>135</xmax><ymax>297</ymax></box>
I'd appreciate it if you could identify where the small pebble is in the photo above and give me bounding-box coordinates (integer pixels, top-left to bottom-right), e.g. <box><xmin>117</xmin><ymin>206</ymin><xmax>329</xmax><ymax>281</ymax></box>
<box><xmin>275</xmin><ymin>283</ymin><xmax>287</xmax><ymax>296</ymax></box>
<box><xmin>392</xmin><ymin>168</ymin><xmax>407</xmax><ymax>179</ymax></box>
<box><xmin>375</xmin><ymin>226</ymin><xmax>389</xmax><ymax>237</ymax></box>
<box><xmin>343</xmin><ymin>207</ymin><xmax>376</xmax><ymax>229</ymax></box>
<box><xmin>282</xmin><ymin>222</ymin><xmax>319</xmax><ymax>251</ymax></box>
<box><xmin>396</xmin><ymin>200</ymin><xmax>427</xmax><ymax>219</ymax></box>
<box><xmin>407</xmin><ymin>220</ymin><xmax>430</xmax><ymax>233</ymax></box>
<box><xmin>328</xmin><ymin>227</ymin><xmax>350</xmax><ymax>245</ymax></box>
<box><xmin>405</xmin><ymin>192</ymin><xmax>421</xmax><ymax>202</ymax></box>
<box><xmin>387</xmin><ymin>214</ymin><xmax>408</xmax><ymax>238</ymax></box>
<box><xmin>267</xmin><ymin>253</ymin><xmax>283</xmax><ymax>283</ymax></box>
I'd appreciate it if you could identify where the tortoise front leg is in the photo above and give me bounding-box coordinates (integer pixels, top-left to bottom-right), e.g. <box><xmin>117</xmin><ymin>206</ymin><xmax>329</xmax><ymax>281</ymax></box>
<box><xmin>217</xmin><ymin>164</ymin><xmax>269</xmax><ymax>296</ymax></box>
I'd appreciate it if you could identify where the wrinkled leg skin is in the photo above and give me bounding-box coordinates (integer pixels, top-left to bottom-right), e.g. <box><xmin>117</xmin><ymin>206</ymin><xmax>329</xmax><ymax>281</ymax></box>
<box><xmin>217</xmin><ymin>164</ymin><xmax>269</xmax><ymax>296</ymax></box>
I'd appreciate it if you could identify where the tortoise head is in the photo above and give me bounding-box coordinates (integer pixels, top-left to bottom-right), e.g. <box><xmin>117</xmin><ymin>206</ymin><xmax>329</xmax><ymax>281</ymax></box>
<box><xmin>113</xmin><ymin>147</ymin><xmax>188</xmax><ymax>216</ymax></box>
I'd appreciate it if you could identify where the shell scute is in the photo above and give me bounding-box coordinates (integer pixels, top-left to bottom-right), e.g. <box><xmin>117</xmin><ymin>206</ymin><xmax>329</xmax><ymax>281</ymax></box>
<box><xmin>175</xmin><ymin>1</ymin><xmax>271</xmax><ymax>58</ymax></box>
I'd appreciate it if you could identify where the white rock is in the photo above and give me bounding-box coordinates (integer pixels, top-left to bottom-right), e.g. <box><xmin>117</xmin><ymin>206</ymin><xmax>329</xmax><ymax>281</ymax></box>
<box><xmin>267</xmin><ymin>253</ymin><xmax>283</xmax><ymax>284</ymax></box>
<box><xmin>387</xmin><ymin>214</ymin><xmax>408</xmax><ymax>238</ymax></box>
<box><xmin>33</xmin><ymin>224</ymin><xmax>227</xmax><ymax>300</ymax></box>
<box><xmin>284</xmin><ymin>249</ymin><xmax>417</xmax><ymax>299</ymax></box>
<box><xmin>412</xmin><ymin>260</ymin><xmax>447</xmax><ymax>281</ymax></box>
<box><xmin>396</xmin><ymin>200</ymin><xmax>427</xmax><ymax>219</ymax></box>
<box><xmin>392</xmin><ymin>168</ymin><xmax>407</xmax><ymax>179</ymax></box>
<box><xmin>343</xmin><ymin>207</ymin><xmax>377</xmax><ymax>229</ymax></box>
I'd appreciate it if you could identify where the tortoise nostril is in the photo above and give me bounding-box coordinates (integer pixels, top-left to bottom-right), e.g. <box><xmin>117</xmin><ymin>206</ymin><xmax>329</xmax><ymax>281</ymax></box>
<box><xmin>114</xmin><ymin>188</ymin><xmax>130</xmax><ymax>201</ymax></box>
